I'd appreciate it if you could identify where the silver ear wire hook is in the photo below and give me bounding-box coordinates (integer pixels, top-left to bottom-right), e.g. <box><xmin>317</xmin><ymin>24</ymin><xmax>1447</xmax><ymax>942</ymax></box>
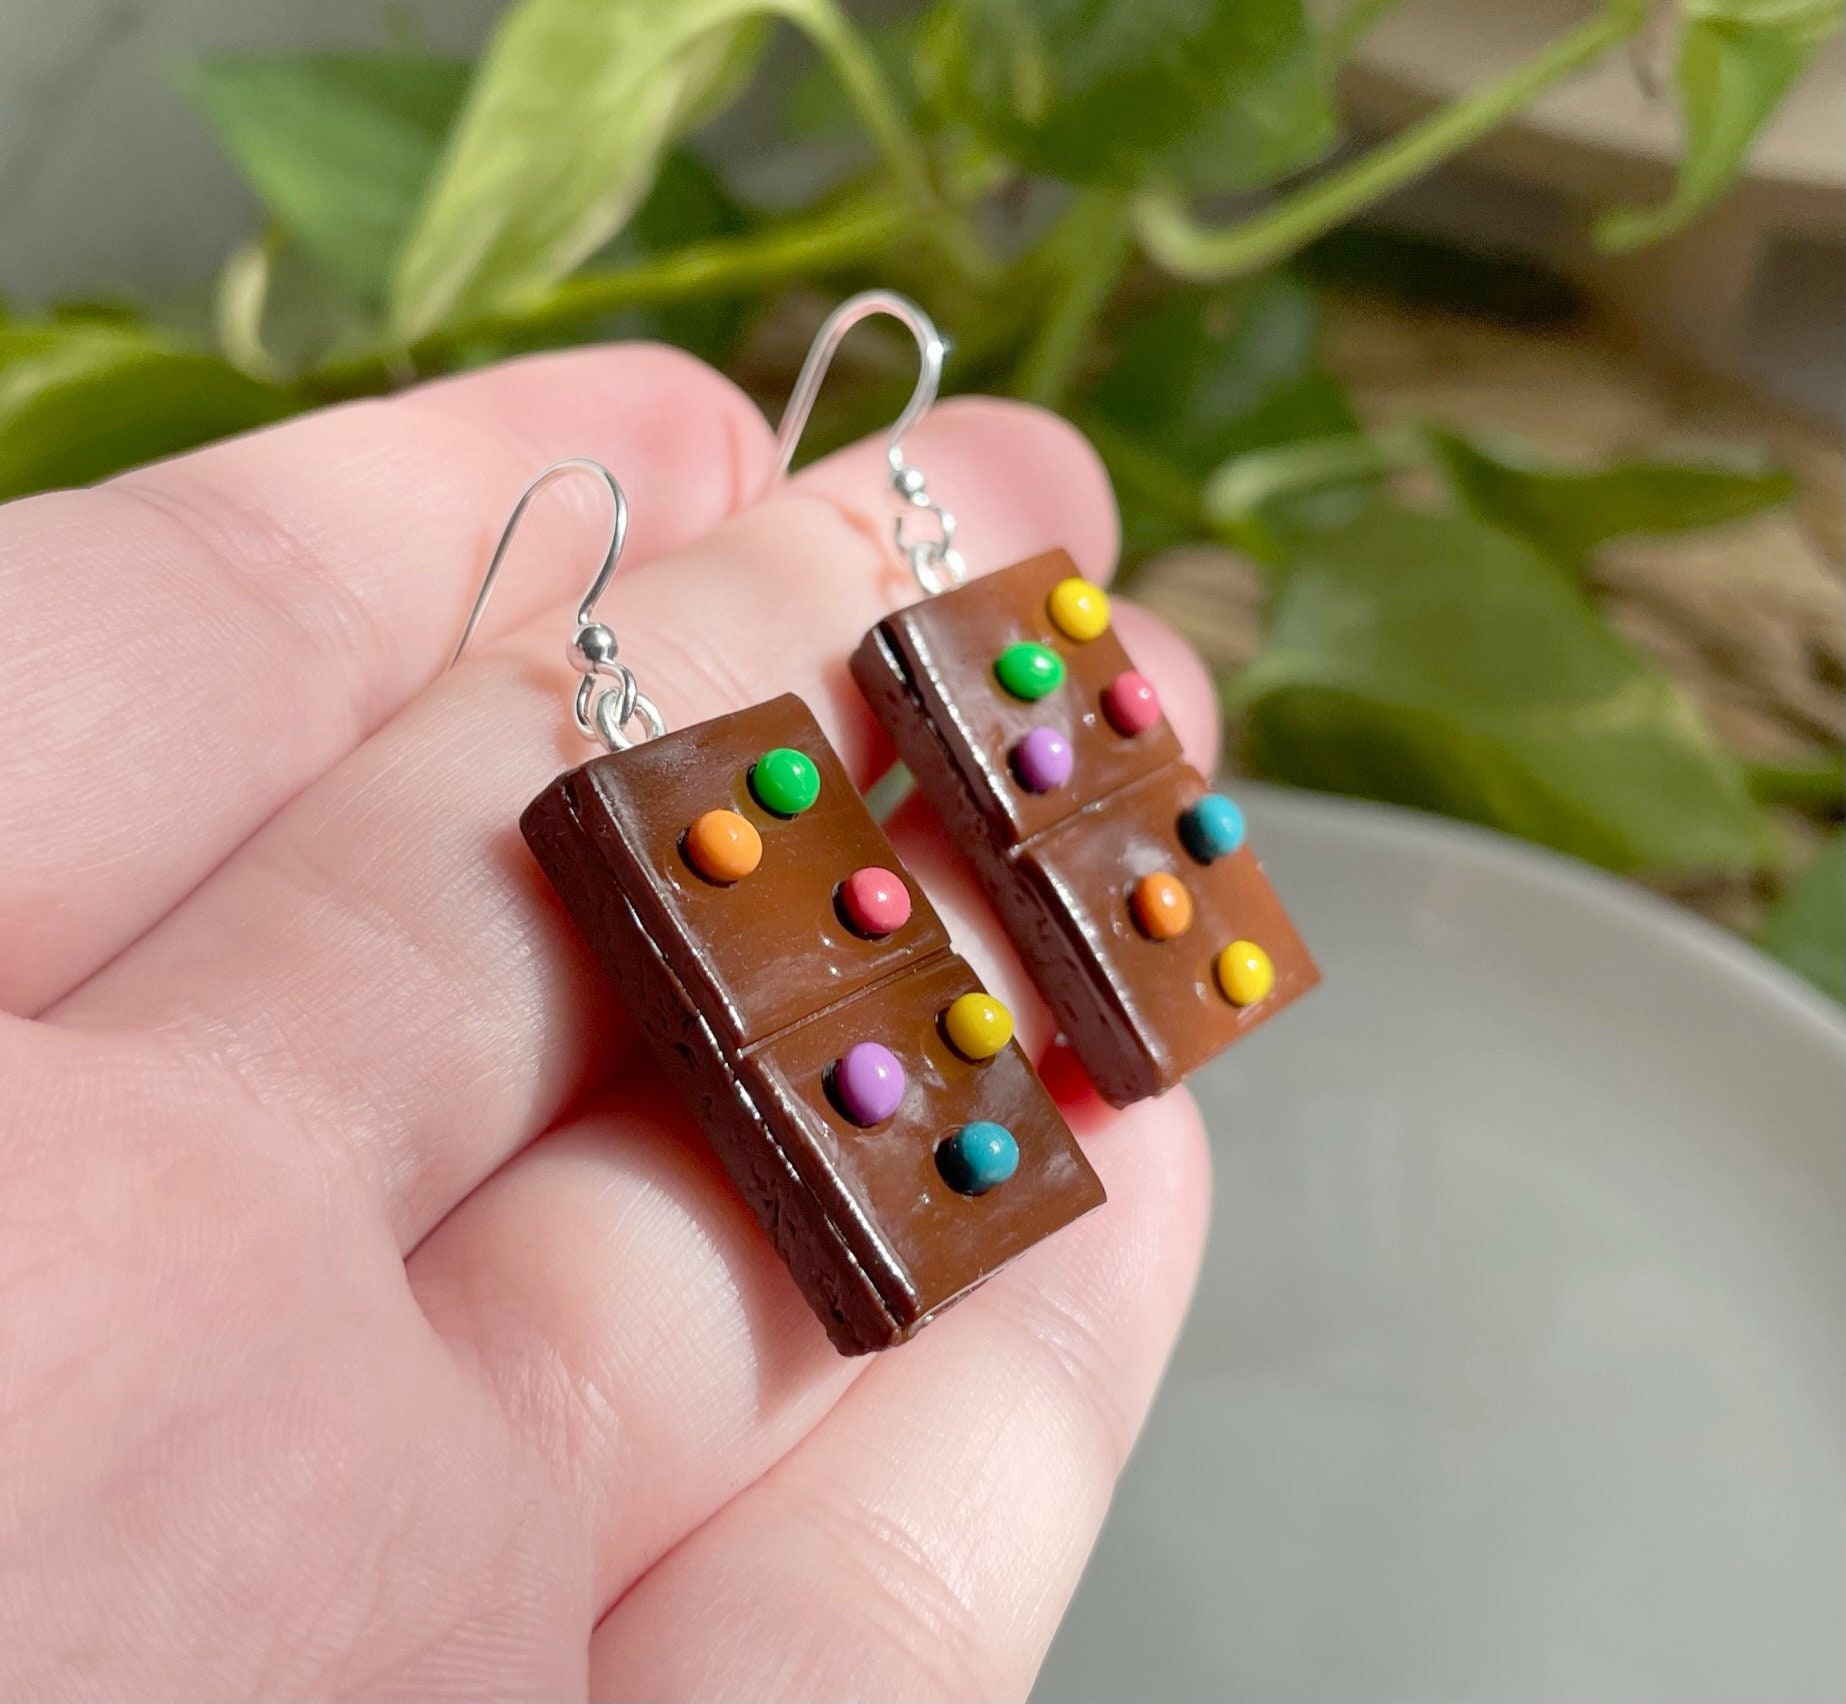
<box><xmin>771</xmin><ymin>290</ymin><xmax>966</xmax><ymax>597</ymax></box>
<box><xmin>451</xmin><ymin>457</ymin><xmax>666</xmax><ymax>752</ymax></box>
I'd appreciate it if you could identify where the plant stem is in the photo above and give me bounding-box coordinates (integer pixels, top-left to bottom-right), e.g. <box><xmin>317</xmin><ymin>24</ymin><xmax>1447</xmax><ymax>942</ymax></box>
<box><xmin>1745</xmin><ymin>751</ymin><xmax>1846</xmax><ymax>812</ymax></box>
<box><xmin>306</xmin><ymin>193</ymin><xmax>909</xmax><ymax>399</ymax></box>
<box><xmin>1203</xmin><ymin>429</ymin><xmax>1416</xmax><ymax>528</ymax></box>
<box><xmin>781</xmin><ymin>0</ymin><xmax>933</xmax><ymax>209</ymax></box>
<box><xmin>1013</xmin><ymin>191</ymin><xmax>1133</xmax><ymax>409</ymax></box>
<box><xmin>213</xmin><ymin>231</ymin><xmax>284</xmax><ymax>382</ymax></box>
<box><xmin>1133</xmin><ymin>3</ymin><xmax>1646</xmax><ymax>282</ymax></box>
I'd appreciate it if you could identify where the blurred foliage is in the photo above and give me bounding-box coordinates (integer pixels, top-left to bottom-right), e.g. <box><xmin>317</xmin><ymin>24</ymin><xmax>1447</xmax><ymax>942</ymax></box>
<box><xmin>1423</xmin><ymin>432</ymin><xmax>1800</xmax><ymax>570</ymax></box>
<box><xmin>173</xmin><ymin>54</ymin><xmax>473</xmax><ymax>306</ymax></box>
<box><xmin>1234</xmin><ymin>504</ymin><xmax>1772</xmax><ymax>874</ymax></box>
<box><xmin>0</xmin><ymin>0</ymin><xmax>1840</xmax><ymax>990</ymax></box>
<box><xmin>1597</xmin><ymin>0</ymin><xmax>1844</xmax><ymax>249</ymax></box>
<box><xmin>0</xmin><ymin>321</ymin><xmax>297</xmax><ymax>499</ymax></box>
<box><xmin>1757</xmin><ymin>833</ymin><xmax>1845</xmax><ymax>1001</ymax></box>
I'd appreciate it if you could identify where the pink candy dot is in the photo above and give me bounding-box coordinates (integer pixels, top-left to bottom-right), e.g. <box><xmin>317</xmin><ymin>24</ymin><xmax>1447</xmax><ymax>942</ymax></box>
<box><xmin>1103</xmin><ymin>669</ymin><xmax>1161</xmax><ymax>736</ymax></box>
<box><xmin>839</xmin><ymin>866</ymin><xmax>912</xmax><ymax>937</ymax></box>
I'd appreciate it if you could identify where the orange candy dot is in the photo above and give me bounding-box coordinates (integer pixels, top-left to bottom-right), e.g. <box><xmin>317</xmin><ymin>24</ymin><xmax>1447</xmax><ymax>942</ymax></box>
<box><xmin>1132</xmin><ymin>871</ymin><xmax>1194</xmax><ymax>940</ymax></box>
<box><xmin>685</xmin><ymin>809</ymin><xmax>762</xmax><ymax>884</ymax></box>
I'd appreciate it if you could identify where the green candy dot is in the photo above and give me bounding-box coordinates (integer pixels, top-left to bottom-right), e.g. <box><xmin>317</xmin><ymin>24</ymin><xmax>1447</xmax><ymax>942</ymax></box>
<box><xmin>750</xmin><ymin>746</ymin><xmax>821</xmax><ymax>816</ymax></box>
<box><xmin>994</xmin><ymin>642</ymin><xmax>1066</xmax><ymax>702</ymax></box>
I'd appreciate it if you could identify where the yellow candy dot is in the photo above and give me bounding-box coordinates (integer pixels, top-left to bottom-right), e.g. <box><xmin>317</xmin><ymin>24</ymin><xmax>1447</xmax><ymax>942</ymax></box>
<box><xmin>1047</xmin><ymin>576</ymin><xmax>1110</xmax><ymax>643</ymax></box>
<box><xmin>943</xmin><ymin>991</ymin><xmax>1014</xmax><ymax>1060</ymax></box>
<box><xmin>1215</xmin><ymin>940</ymin><xmax>1275</xmax><ymax>1007</ymax></box>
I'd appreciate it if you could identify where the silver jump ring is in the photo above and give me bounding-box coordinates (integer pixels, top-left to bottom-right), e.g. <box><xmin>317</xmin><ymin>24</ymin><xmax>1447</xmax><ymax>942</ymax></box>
<box><xmin>592</xmin><ymin>681</ymin><xmax>667</xmax><ymax>752</ymax></box>
<box><xmin>891</xmin><ymin>455</ymin><xmax>965</xmax><ymax>595</ymax></box>
<box><xmin>573</xmin><ymin>666</ymin><xmax>629</xmax><ymax>743</ymax></box>
<box><xmin>906</xmin><ymin>541</ymin><xmax>965</xmax><ymax>598</ymax></box>
<box><xmin>573</xmin><ymin>661</ymin><xmax>662</xmax><ymax>751</ymax></box>
<box><xmin>451</xmin><ymin>458</ymin><xmax>669</xmax><ymax>755</ymax></box>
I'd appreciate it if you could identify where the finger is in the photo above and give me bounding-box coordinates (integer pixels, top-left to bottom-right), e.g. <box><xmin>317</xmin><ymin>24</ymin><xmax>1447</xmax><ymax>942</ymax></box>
<box><xmin>0</xmin><ymin>343</ymin><xmax>771</xmax><ymax>1015</ymax></box>
<box><xmin>585</xmin><ymin>1087</ymin><xmax>1209</xmax><ymax>1702</ymax></box>
<box><xmin>397</xmin><ymin>644</ymin><xmax>1137</xmax><ymax>1613</ymax></box>
<box><xmin>52</xmin><ymin>401</ymin><xmax>1122</xmax><ymax>1250</ymax></box>
<box><xmin>400</xmin><ymin>592</ymin><xmax>1211</xmax><ymax>1619</ymax></box>
<box><xmin>406</xmin><ymin>1071</ymin><xmax>862</xmax><ymax>1623</ymax></box>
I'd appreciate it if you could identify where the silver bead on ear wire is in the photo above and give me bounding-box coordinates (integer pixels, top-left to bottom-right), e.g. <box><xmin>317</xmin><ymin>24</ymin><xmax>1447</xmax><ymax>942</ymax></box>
<box><xmin>451</xmin><ymin>458</ymin><xmax>666</xmax><ymax>752</ymax></box>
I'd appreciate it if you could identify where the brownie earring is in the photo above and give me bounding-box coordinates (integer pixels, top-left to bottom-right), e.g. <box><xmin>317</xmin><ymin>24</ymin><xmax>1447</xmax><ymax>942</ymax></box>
<box><xmin>770</xmin><ymin>293</ymin><xmax>1320</xmax><ymax>1110</ymax></box>
<box><xmin>452</xmin><ymin>459</ymin><xmax>1102</xmax><ymax>1355</ymax></box>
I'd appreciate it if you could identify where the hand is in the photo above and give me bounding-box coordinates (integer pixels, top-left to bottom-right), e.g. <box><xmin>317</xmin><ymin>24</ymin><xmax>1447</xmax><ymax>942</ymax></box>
<box><xmin>0</xmin><ymin>345</ymin><xmax>1213</xmax><ymax>1700</ymax></box>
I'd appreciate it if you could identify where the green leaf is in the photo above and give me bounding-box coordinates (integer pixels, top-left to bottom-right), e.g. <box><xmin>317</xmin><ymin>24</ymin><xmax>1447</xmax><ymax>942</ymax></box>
<box><xmin>1596</xmin><ymin>4</ymin><xmax>1841</xmax><ymax>250</ymax></box>
<box><xmin>387</xmin><ymin>0</ymin><xmax>774</xmax><ymax>339</ymax></box>
<box><xmin>1131</xmin><ymin>5</ymin><xmax>1644</xmax><ymax>281</ymax></box>
<box><xmin>1429</xmin><ymin>429</ymin><xmax>1796</xmax><ymax>564</ymax></box>
<box><xmin>785</xmin><ymin>9</ymin><xmax>934</xmax><ymax>138</ymax></box>
<box><xmin>50</xmin><ymin>297</ymin><xmax>148</xmax><ymax>327</ymax></box>
<box><xmin>174</xmin><ymin>54</ymin><xmax>472</xmax><ymax>304</ymax></box>
<box><xmin>1082</xmin><ymin>275</ymin><xmax>1359</xmax><ymax>558</ymax></box>
<box><xmin>411</xmin><ymin>148</ymin><xmax>758</xmax><ymax>373</ymax></box>
<box><xmin>1087</xmin><ymin>275</ymin><xmax>1356</xmax><ymax>477</ymax></box>
<box><xmin>955</xmin><ymin>0</ymin><xmax>1336</xmax><ymax>193</ymax></box>
<box><xmin>1757</xmin><ymin>834</ymin><xmax>1844</xmax><ymax>1002</ymax></box>
<box><xmin>0</xmin><ymin>323</ymin><xmax>299</xmax><ymax>500</ymax></box>
<box><xmin>1236</xmin><ymin>504</ymin><xmax>1776</xmax><ymax>873</ymax></box>
<box><xmin>599</xmin><ymin>149</ymin><xmax>754</xmax><ymax>364</ymax></box>
<box><xmin>1746</xmin><ymin>749</ymin><xmax>1845</xmax><ymax>810</ymax></box>
<box><xmin>383</xmin><ymin>0</ymin><xmax>930</xmax><ymax>343</ymax></box>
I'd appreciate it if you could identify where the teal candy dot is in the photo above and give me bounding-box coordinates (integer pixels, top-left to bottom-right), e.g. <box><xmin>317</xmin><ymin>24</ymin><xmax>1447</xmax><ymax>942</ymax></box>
<box><xmin>750</xmin><ymin>746</ymin><xmax>821</xmax><ymax>816</ymax></box>
<box><xmin>1180</xmin><ymin>792</ymin><xmax>1246</xmax><ymax>863</ymax></box>
<box><xmin>937</xmin><ymin>1122</ymin><xmax>1020</xmax><ymax>1195</ymax></box>
<box><xmin>994</xmin><ymin>642</ymin><xmax>1066</xmax><ymax>702</ymax></box>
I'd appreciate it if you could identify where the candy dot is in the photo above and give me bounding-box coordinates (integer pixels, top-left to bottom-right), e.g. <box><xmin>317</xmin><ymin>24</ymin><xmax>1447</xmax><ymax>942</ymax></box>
<box><xmin>937</xmin><ymin>1122</ymin><xmax>1020</xmax><ymax>1195</ymax></box>
<box><xmin>833</xmin><ymin>1041</ymin><xmax>906</xmax><ymax>1126</ymax></box>
<box><xmin>994</xmin><ymin>642</ymin><xmax>1066</xmax><ymax>702</ymax></box>
<box><xmin>1012</xmin><ymin>726</ymin><xmax>1073</xmax><ymax>794</ymax></box>
<box><xmin>684</xmin><ymin>809</ymin><xmax>761</xmax><ymax>884</ymax></box>
<box><xmin>1047</xmin><ymin>576</ymin><xmax>1111</xmax><ymax>642</ymax></box>
<box><xmin>750</xmin><ymin>746</ymin><xmax>820</xmax><ymax>816</ymax></box>
<box><xmin>1103</xmin><ymin>669</ymin><xmax>1162</xmax><ymax>736</ymax></box>
<box><xmin>1179</xmin><ymin>792</ymin><xmax>1247</xmax><ymax>863</ymax></box>
<box><xmin>1132</xmin><ymin>872</ymin><xmax>1194</xmax><ymax>940</ymax></box>
<box><xmin>943</xmin><ymin>991</ymin><xmax>1014</xmax><ymax>1061</ymax></box>
<box><xmin>839</xmin><ymin>866</ymin><xmax>911</xmax><ymax>937</ymax></box>
<box><xmin>1216</xmin><ymin>939</ymin><xmax>1275</xmax><ymax>1006</ymax></box>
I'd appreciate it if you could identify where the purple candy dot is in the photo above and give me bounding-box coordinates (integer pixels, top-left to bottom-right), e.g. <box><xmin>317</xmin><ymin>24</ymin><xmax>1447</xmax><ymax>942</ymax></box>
<box><xmin>834</xmin><ymin>1041</ymin><xmax>907</xmax><ymax>1126</ymax></box>
<box><xmin>1013</xmin><ymin>726</ymin><xmax>1073</xmax><ymax>794</ymax></box>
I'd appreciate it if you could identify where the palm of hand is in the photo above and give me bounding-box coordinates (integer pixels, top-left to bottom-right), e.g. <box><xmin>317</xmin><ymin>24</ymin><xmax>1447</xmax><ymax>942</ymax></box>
<box><xmin>0</xmin><ymin>346</ymin><xmax>1211</xmax><ymax>1700</ymax></box>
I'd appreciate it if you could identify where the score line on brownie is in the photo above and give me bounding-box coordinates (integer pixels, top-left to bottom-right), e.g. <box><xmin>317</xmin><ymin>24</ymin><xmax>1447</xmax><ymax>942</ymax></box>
<box><xmin>853</xmin><ymin>551</ymin><xmax>1318</xmax><ymax>1107</ymax></box>
<box><xmin>521</xmin><ymin>694</ymin><xmax>1104</xmax><ymax>1353</ymax></box>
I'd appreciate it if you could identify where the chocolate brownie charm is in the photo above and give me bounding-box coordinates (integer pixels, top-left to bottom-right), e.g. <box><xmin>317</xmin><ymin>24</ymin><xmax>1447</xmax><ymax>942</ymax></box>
<box><xmin>452</xmin><ymin>460</ymin><xmax>1102</xmax><ymax>1355</ymax></box>
<box><xmin>773</xmin><ymin>296</ymin><xmax>1319</xmax><ymax>1108</ymax></box>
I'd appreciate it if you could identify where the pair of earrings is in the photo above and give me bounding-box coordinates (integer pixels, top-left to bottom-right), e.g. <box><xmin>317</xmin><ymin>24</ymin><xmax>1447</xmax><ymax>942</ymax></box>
<box><xmin>453</xmin><ymin>292</ymin><xmax>1317</xmax><ymax>1355</ymax></box>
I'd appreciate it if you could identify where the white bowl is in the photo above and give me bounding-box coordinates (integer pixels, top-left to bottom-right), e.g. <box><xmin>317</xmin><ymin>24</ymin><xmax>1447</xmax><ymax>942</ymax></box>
<box><xmin>1036</xmin><ymin>785</ymin><xmax>1846</xmax><ymax>1704</ymax></box>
